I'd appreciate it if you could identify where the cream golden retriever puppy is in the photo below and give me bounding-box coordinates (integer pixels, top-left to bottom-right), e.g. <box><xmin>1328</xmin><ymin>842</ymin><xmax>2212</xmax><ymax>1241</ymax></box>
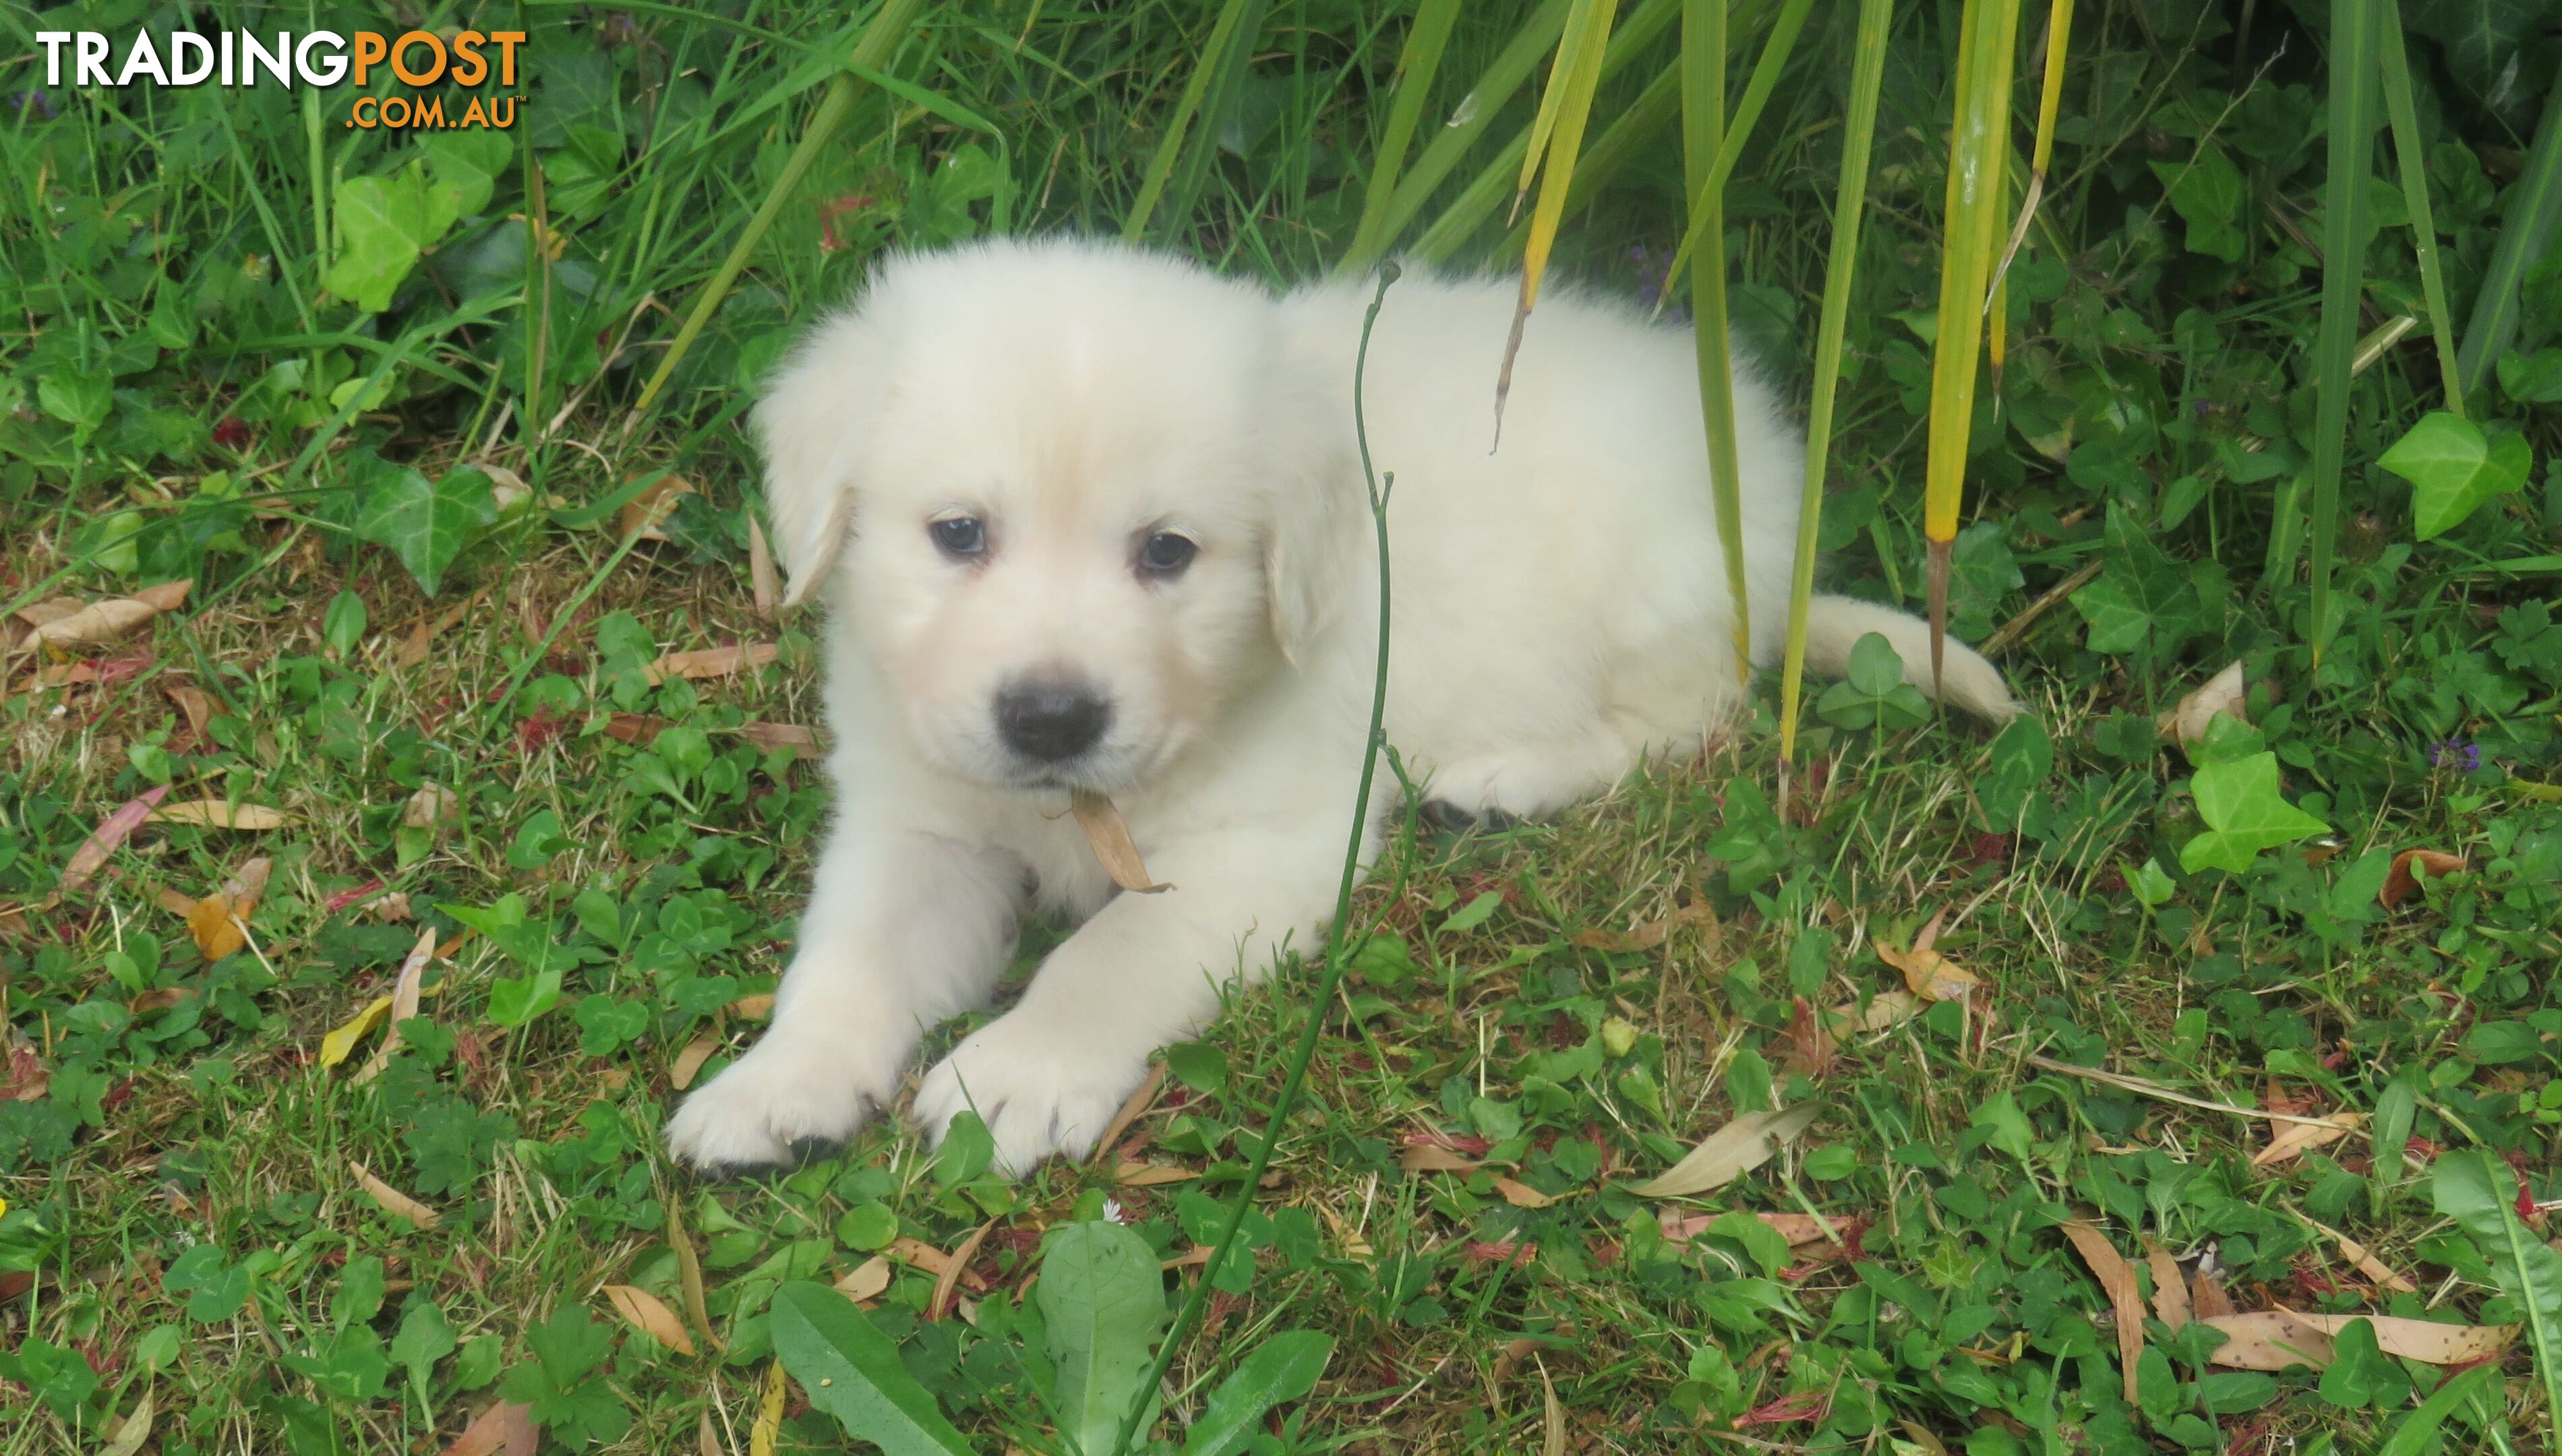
<box><xmin>665</xmin><ymin>237</ymin><xmax>2015</xmax><ymax>1176</ymax></box>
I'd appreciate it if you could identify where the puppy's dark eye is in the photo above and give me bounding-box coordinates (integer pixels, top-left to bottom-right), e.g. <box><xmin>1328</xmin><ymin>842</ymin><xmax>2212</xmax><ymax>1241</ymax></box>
<box><xmin>1137</xmin><ymin>531</ymin><xmax>1197</xmax><ymax>577</ymax></box>
<box><xmin>930</xmin><ymin>517</ymin><xmax>986</xmax><ymax>558</ymax></box>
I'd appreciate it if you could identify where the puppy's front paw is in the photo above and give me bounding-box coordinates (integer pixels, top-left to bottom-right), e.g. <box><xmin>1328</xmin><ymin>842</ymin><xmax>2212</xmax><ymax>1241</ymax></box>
<box><xmin>912</xmin><ymin>1014</ymin><xmax>1148</xmax><ymax>1178</ymax></box>
<box><xmin>665</xmin><ymin>1032</ymin><xmax>895</xmax><ymax>1174</ymax></box>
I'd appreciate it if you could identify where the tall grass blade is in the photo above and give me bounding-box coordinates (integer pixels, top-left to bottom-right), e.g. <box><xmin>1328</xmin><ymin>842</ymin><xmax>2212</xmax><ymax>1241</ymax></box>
<box><xmin>1514</xmin><ymin>0</ymin><xmax>1611</xmax><ymax>226</ymax></box>
<box><xmin>1921</xmin><ymin>0</ymin><xmax>2023</xmax><ymax>692</ymax></box>
<box><xmin>1653</xmin><ymin>0</ymin><xmax>1816</xmax><ymax>307</ymax></box>
<box><xmin>628</xmin><ymin>0</ymin><xmax>926</xmax><ymax>427</ymax></box>
<box><xmin>1408</xmin><ymin>0</ymin><xmax>1681</xmax><ymax>265</ymax></box>
<box><xmin>1123</xmin><ymin>0</ymin><xmax>1267</xmax><ymax>243</ymax></box>
<box><xmin>2452</xmin><ymin>61</ymin><xmax>2562</xmax><ymax>397</ymax></box>
<box><xmin>2375</xmin><ymin>0</ymin><xmax>2462</xmax><ymax>415</ymax></box>
<box><xmin>1494</xmin><ymin>0</ymin><xmax>1622</xmax><ymax>446</ymax></box>
<box><xmin>1683</xmin><ymin>0</ymin><xmax>1750</xmax><ymax>680</ymax></box>
<box><xmin>1987</xmin><ymin>0</ymin><xmax>2075</xmax><ymax>332</ymax></box>
<box><xmin>1338</xmin><ymin>0</ymin><xmax>1576</xmax><ymax>276</ymax></box>
<box><xmin>1781</xmin><ymin>0</ymin><xmax>1895</xmax><ymax>768</ymax></box>
<box><xmin>1346</xmin><ymin>0</ymin><xmax>1465</xmax><ymax>267</ymax></box>
<box><xmin>2305</xmin><ymin>0</ymin><xmax>2380</xmax><ymax>669</ymax></box>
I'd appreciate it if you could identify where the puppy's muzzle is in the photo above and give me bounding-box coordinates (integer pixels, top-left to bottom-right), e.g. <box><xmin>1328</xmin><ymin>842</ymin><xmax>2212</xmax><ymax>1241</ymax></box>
<box><xmin>994</xmin><ymin>676</ymin><xmax>1112</xmax><ymax>763</ymax></box>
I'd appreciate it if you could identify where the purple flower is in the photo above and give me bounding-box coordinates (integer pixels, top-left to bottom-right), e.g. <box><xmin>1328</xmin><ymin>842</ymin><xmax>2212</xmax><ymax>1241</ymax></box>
<box><xmin>2431</xmin><ymin>739</ymin><xmax>2480</xmax><ymax>772</ymax></box>
<box><xmin>8</xmin><ymin>90</ymin><xmax>55</xmax><ymax>121</ymax></box>
<box><xmin>1628</xmin><ymin>243</ymin><xmax>1688</xmax><ymax>321</ymax></box>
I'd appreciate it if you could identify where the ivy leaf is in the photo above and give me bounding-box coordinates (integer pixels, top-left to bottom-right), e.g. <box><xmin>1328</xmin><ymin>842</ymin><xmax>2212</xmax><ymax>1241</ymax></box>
<box><xmin>2496</xmin><ymin>348</ymin><xmax>2562</xmax><ymax>403</ymax></box>
<box><xmin>418</xmin><ymin>131</ymin><xmax>512</xmax><ymax>218</ymax></box>
<box><xmin>2149</xmin><ymin>145</ymin><xmax>2246</xmax><ymax>261</ymax></box>
<box><xmin>2179</xmin><ymin>751</ymin><xmax>2329</xmax><ymax>874</ymax></box>
<box><xmin>325</xmin><ymin>171</ymin><xmax>428</xmax><ymax>313</ymax></box>
<box><xmin>357</xmin><ymin>463</ymin><xmax>496</xmax><ymax>597</ymax></box>
<box><xmin>2377</xmin><ymin>411</ymin><xmax>2533</xmax><ymax>541</ymax></box>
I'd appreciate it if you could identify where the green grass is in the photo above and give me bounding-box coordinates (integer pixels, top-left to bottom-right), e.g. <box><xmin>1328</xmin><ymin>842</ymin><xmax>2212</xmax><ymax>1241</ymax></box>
<box><xmin>6</xmin><ymin>1</ymin><xmax>2562</xmax><ymax>1453</ymax></box>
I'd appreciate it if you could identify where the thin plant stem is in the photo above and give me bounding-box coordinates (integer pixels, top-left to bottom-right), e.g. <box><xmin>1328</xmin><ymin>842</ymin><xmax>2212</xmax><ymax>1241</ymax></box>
<box><xmin>1110</xmin><ymin>264</ymin><xmax>1404</xmax><ymax>1456</ymax></box>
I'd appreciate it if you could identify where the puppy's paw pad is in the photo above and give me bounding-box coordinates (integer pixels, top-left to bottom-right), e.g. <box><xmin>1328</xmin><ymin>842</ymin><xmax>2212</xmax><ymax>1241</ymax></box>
<box><xmin>912</xmin><ymin>1019</ymin><xmax>1145</xmax><ymax>1178</ymax></box>
<box><xmin>665</xmin><ymin>1038</ymin><xmax>875</xmax><ymax>1173</ymax></box>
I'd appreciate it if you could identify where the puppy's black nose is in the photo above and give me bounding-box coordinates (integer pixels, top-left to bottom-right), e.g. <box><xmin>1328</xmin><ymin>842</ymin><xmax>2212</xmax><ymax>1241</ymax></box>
<box><xmin>994</xmin><ymin>679</ymin><xmax>1110</xmax><ymax>762</ymax></box>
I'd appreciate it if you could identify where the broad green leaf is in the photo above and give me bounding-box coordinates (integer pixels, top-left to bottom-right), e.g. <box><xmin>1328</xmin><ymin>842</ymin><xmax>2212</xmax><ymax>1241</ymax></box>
<box><xmin>2430</xmin><ymin>1150</ymin><xmax>2562</xmax><ymax>1432</ymax></box>
<box><xmin>326</xmin><ymin>172</ymin><xmax>429</xmax><ymax>313</ymax></box>
<box><xmin>770</xmin><ymin>1283</ymin><xmax>976</xmax><ymax>1456</ymax></box>
<box><xmin>2178</xmin><ymin>752</ymin><xmax>2328</xmax><ymax>874</ymax></box>
<box><xmin>390</xmin><ymin>1298</ymin><xmax>456</xmax><ymax>1405</ymax></box>
<box><xmin>2496</xmin><ymin>347</ymin><xmax>2562</xmax><ymax>402</ymax></box>
<box><xmin>1180</xmin><ymin>1331</ymin><xmax>1334</xmax><ymax>1456</ymax></box>
<box><xmin>2377</xmin><ymin>411</ymin><xmax>2532</xmax><ymax>540</ymax></box>
<box><xmin>2149</xmin><ymin>146</ymin><xmax>2246</xmax><ymax>262</ymax></box>
<box><xmin>1038</xmin><ymin>1219</ymin><xmax>1168</xmax><ymax>1456</ymax></box>
<box><xmin>486</xmin><ymin>967</ymin><xmax>564</xmax><ymax>1029</ymax></box>
<box><xmin>357</xmin><ymin>464</ymin><xmax>496</xmax><ymax>596</ymax></box>
<box><xmin>418</xmin><ymin>131</ymin><xmax>511</xmax><ymax>218</ymax></box>
<box><xmin>38</xmin><ymin>368</ymin><xmax>113</xmax><ymax>438</ymax></box>
<box><xmin>934</xmin><ymin>1110</ymin><xmax>994</xmax><ymax>1188</ymax></box>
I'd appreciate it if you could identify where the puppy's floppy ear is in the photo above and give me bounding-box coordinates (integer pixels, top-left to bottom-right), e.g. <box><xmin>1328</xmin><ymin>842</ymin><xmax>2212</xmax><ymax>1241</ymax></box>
<box><xmin>754</xmin><ymin>312</ymin><xmax>874</xmax><ymax>609</ymax></box>
<box><xmin>1262</xmin><ymin>423</ymin><xmax>1363</xmax><ymax>667</ymax></box>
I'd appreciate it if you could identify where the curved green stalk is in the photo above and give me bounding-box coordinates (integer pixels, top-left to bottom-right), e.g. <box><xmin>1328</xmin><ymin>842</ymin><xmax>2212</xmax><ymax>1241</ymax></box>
<box><xmin>1780</xmin><ymin>0</ymin><xmax>1895</xmax><ymax>767</ymax></box>
<box><xmin>1110</xmin><ymin>265</ymin><xmax>1404</xmax><ymax>1456</ymax></box>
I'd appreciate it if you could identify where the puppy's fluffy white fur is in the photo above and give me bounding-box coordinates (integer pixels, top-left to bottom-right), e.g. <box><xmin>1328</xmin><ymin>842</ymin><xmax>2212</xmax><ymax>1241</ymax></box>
<box><xmin>666</xmin><ymin>237</ymin><xmax>2015</xmax><ymax>1176</ymax></box>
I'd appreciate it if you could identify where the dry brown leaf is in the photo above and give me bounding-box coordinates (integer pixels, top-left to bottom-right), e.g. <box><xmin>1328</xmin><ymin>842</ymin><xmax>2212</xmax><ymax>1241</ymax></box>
<box><xmin>99</xmin><ymin>1391</ymin><xmax>153</xmax><ymax>1456</ymax></box>
<box><xmin>13</xmin><ymin>595</ymin><xmax>86</xmax><ymax>630</ymax></box>
<box><xmin>603</xmin><ymin>1284</ymin><xmax>698</xmax><ymax>1356</ymax></box>
<box><xmin>1779</xmin><ymin>994</ymin><xmax>1835</xmax><ymax>1079</ymax></box>
<box><xmin>643</xmin><ymin>642</ymin><xmax>777</xmax><ymax>687</ymax></box>
<box><xmin>22</xmin><ymin>580</ymin><xmax>190</xmax><ymax>650</ymax></box>
<box><xmin>2190</xmin><ymin>1267</ymin><xmax>2236</xmax><ymax>1321</ymax></box>
<box><xmin>2142</xmin><ymin>1236</ymin><xmax>2191</xmax><ymax>1332</ymax></box>
<box><xmin>737</xmin><ymin>721</ymin><xmax>821</xmax><ymax>754</ymax></box>
<box><xmin>479</xmin><ymin>462</ymin><xmax>531</xmax><ymax>514</ymax></box>
<box><xmin>349</xmin><ymin>1159</ymin><xmax>440</xmax><ymax>1228</ymax></box>
<box><xmin>1399</xmin><ymin>1143</ymin><xmax>1481</xmax><ymax>1174</ymax></box>
<box><xmin>4</xmin><ymin>1035</ymin><xmax>52</xmax><ymax>1102</ymax></box>
<box><xmin>441</xmin><ymin>1400</ymin><xmax>539</xmax><ymax>1456</ymax></box>
<box><xmin>320</xmin><ymin>996</ymin><xmax>394</xmax><ymax>1068</ymax></box>
<box><xmin>667</xmin><ymin>1196</ymin><xmax>722</xmax><ymax>1353</ymax></box>
<box><xmin>835</xmin><ymin>1256</ymin><xmax>891</xmax><ymax>1304</ymax></box>
<box><xmin>2062</xmin><ymin>1221</ymin><xmax>2145</xmax><ymax>1403</ymax></box>
<box><xmin>2380</xmin><ymin>849</ymin><xmax>2466</xmax><ymax>907</ymax></box>
<box><xmin>1828</xmin><ymin>988</ymin><xmax>1922</xmax><ymax>1033</ymax></box>
<box><xmin>2300</xmin><ymin>1217</ymin><xmax>2419</xmax><ymax>1294</ymax></box>
<box><xmin>378</xmin><ymin>891</ymin><xmax>414</xmax><ymax>923</ymax></box>
<box><xmin>1570</xmin><ymin>900</ymin><xmax>1715</xmax><ymax>952</ymax></box>
<box><xmin>1877</xmin><ymin>910</ymin><xmax>1981</xmax><ymax>1004</ymax></box>
<box><xmin>1627</xmin><ymin>1104</ymin><xmax>1819</xmax><ymax>1199</ymax></box>
<box><xmin>59</xmin><ymin>785</ymin><xmax>171</xmax><ymax>896</ymax></box>
<box><xmin>2159</xmin><ymin>661</ymin><xmax>2248</xmax><ymax>755</ymax></box>
<box><xmin>1069</xmin><ymin>791</ymin><xmax>1171</xmax><ymax>893</ymax></box>
<box><xmin>396</xmin><ymin>596</ymin><xmax>479</xmax><ymax>669</ymax></box>
<box><xmin>404</xmin><ymin>783</ymin><xmax>462</xmax><ymax>830</ymax></box>
<box><xmin>165</xmin><ymin>684</ymin><xmax>215</xmax><ymax>740</ymax></box>
<box><xmin>183</xmin><ymin>855</ymin><xmax>272</xmax><ymax>961</ymax></box>
<box><xmin>621</xmin><ymin>473</ymin><xmax>698</xmax><ymax>542</ymax></box>
<box><xmin>725</xmin><ymin>994</ymin><xmax>775</xmax><ymax>1021</ymax></box>
<box><xmin>699</xmin><ymin>1410</ymin><xmax>725</xmax><ymax>1456</ymax></box>
<box><xmin>1659</xmin><ymin>1210</ymin><xmax>1851</xmax><ymax>1248</ymax></box>
<box><xmin>604</xmin><ymin>713</ymin><xmax>672</xmax><ymax>746</ymax></box>
<box><xmin>1090</xmin><ymin>1063</ymin><xmax>1168</xmax><ymax>1163</ymax></box>
<box><xmin>748</xmin><ymin>515</ymin><xmax>780</xmax><ymax>617</ymax></box>
<box><xmin>129</xmin><ymin>986</ymin><xmax>193</xmax><ymax>1017</ymax></box>
<box><xmin>2251</xmin><ymin>1111</ymin><xmax>2362</xmax><ymax>1168</ymax></box>
<box><xmin>929</xmin><ymin>1222</ymin><xmax>992</xmax><ymax>1321</ymax></box>
<box><xmin>1114</xmin><ymin>1161</ymin><xmax>1199</xmax><ymax>1188</ymax></box>
<box><xmin>1539</xmin><ymin>1357</ymin><xmax>1566</xmax><ymax>1456</ymax></box>
<box><xmin>889</xmin><ymin>1236</ymin><xmax>990</xmax><ymax>1292</ymax></box>
<box><xmin>1493</xmin><ymin>1176</ymin><xmax>1561</xmax><ymax>1209</ymax></box>
<box><xmin>748</xmin><ymin>1358</ymin><xmax>786</xmax><ymax>1456</ymax></box>
<box><xmin>1316</xmin><ymin>1202</ymin><xmax>1373</xmax><ymax>1261</ymax></box>
<box><xmin>155</xmin><ymin>886</ymin><xmax>197</xmax><ymax>916</ymax></box>
<box><xmin>669</xmin><ymin>1030</ymin><xmax>721</xmax><ymax>1091</ymax></box>
<box><xmin>148</xmin><ymin>798</ymin><xmax>293</xmax><ymax>830</ymax></box>
<box><xmin>355</xmin><ymin>927</ymin><xmax>439</xmax><ymax>1086</ymax></box>
<box><xmin>2201</xmin><ymin>1311</ymin><xmax>2517</xmax><ymax>1370</ymax></box>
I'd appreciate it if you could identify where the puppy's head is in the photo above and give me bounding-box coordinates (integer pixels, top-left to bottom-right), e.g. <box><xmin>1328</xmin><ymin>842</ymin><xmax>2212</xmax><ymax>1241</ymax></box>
<box><xmin>758</xmin><ymin>239</ymin><xmax>1352</xmax><ymax>793</ymax></box>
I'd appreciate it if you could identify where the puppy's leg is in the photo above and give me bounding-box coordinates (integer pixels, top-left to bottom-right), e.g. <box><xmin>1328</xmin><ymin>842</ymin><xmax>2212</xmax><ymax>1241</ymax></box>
<box><xmin>665</xmin><ymin>822</ymin><xmax>1022</xmax><ymax>1172</ymax></box>
<box><xmin>911</xmin><ymin>822</ymin><xmax>1354</xmax><ymax>1176</ymax></box>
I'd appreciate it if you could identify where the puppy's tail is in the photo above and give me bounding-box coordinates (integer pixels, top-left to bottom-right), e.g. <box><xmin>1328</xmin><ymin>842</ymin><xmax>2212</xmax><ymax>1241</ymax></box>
<box><xmin>1795</xmin><ymin>595</ymin><xmax>2020</xmax><ymax>721</ymax></box>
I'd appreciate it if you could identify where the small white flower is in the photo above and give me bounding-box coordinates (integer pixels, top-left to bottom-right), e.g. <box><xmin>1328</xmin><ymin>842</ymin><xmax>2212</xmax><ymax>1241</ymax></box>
<box><xmin>1102</xmin><ymin>1199</ymin><xmax>1126</xmax><ymax>1225</ymax></box>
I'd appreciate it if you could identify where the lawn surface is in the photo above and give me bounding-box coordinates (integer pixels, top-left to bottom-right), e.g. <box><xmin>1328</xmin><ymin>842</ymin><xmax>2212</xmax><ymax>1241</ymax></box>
<box><xmin>5</xmin><ymin>1</ymin><xmax>2562</xmax><ymax>1453</ymax></box>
